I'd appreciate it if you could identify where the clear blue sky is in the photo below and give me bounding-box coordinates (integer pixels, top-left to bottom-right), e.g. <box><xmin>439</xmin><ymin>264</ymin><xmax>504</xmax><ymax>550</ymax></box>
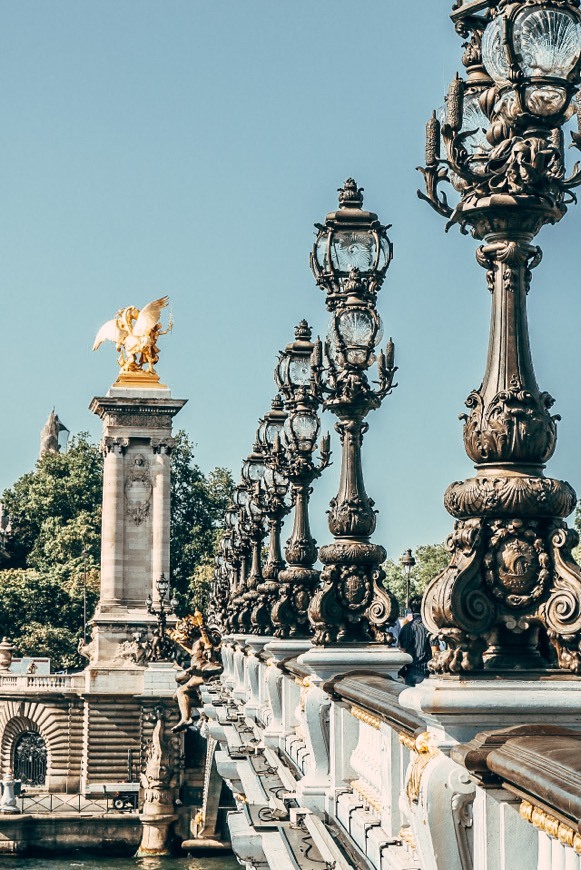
<box><xmin>1</xmin><ymin>1</ymin><xmax>580</xmax><ymax>561</ymax></box>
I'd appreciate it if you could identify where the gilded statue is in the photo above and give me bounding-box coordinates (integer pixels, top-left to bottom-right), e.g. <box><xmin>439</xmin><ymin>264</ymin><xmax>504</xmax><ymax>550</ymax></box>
<box><xmin>93</xmin><ymin>295</ymin><xmax>172</xmax><ymax>376</ymax></box>
<box><xmin>168</xmin><ymin>612</ymin><xmax>222</xmax><ymax>732</ymax></box>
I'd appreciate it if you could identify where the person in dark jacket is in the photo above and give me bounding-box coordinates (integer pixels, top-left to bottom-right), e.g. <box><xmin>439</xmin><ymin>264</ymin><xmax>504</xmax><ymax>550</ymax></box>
<box><xmin>398</xmin><ymin>597</ymin><xmax>432</xmax><ymax>686</ymax></box>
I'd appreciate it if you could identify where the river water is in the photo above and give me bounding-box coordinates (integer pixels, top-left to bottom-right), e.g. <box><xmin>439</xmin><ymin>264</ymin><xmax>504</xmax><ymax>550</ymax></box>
<box><xmin>0</xmin><ymin>858</ymin><xmax>239</xmax><ymax>869</ymax></box>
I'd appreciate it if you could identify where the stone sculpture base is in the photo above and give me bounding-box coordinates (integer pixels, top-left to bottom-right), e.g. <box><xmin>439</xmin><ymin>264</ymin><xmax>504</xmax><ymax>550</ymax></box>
<box><xmin>298</xmin><ymin>643</ymin><xmax>411</xmax><ymax>684</ymax></box>
<box><xmin>135</xmin><ymin>812</ymin><xmax>177</xmax><ymax>856</ymax></box>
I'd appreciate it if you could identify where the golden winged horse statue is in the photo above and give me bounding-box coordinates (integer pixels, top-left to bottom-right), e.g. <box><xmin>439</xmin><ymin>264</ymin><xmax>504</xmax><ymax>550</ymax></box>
<box><xmin>93</xmin><ymin>295</ymin><xmax>173</xmax><ymax>382</ymax></box>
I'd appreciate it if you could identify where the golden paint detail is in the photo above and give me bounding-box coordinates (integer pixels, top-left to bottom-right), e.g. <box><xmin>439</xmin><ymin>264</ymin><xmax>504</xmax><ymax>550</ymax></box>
<box><xmin>294</xmin><ymin>676</ymin><xmax>311</xmax><ymax>689</ymax></box>
<box><xmin>351</xmin><ymin>705</ymin><xmax>381</xmax><ymax>731</ymax></box>
<box><xmin>400</xmin><ymin>731</ymin><xmax>440</xmax><ymax>804</ymax></box>
<box><xmin>520</xmin><ymin>800</ymin><xmax>581</xmax><ymax>854</ymax></box>
<box><xmin>93</xmin><ymin>295</ymin><xmax>172</xmax><ymax>378</ymax></box>
<box><xmin>352</xmin><ymin>778</ymin><xmax>382</xmax><ymax>814</ymax></box>
<box><xmin>113</xmin><ymin>370</ymin><xmax>168</xmax><ymax>390</ymax></box>
<box><xmin>398</xmin><ymin>732</ymin><xmax>417</xmax><ymax>753</ymax></box>
<box><xmin>399</xmin><ymin>826</ymin><xmax>417</xmax><ymax>853</ymax></box>
<box><xmin>168</xmin><ymin>611</ymin><xmax>219</xmax><ymax>654</ymax></box>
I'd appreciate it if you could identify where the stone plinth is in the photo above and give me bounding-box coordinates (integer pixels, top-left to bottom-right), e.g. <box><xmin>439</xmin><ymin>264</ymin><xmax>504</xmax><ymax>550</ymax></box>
<box><xmin>399</xmin><ymin>675</ymin><xmax>581</xmax><ymax>747</ymax></box>
<box><xmin>89</xmin><ymin>388</ymin><xmax>186</xmax><ymax>663</ymax></box>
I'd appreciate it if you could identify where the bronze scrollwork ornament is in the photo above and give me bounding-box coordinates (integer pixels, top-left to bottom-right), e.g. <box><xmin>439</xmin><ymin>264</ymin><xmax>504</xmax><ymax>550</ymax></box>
<box><xmin>420</xmin><ymin>0</ymin><xmax>581</xmax><ymax>673</ymax></box>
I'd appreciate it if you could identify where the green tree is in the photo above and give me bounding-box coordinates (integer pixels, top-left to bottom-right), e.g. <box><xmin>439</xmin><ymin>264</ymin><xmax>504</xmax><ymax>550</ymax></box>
<box><xmin>170</xmin><ymin>432</ymin><xmax>233</xmax><ymax>605</ymax></box>
<box><xmin>0</xmin><ymin>568</ymin><xmax>100</xmax><ymax>671</ymax></box>
<box><xmin>2</xmin><ymin>433</ymin><xmax>102</xmax><ymax>571</ymax></box>
<box><xmin>383</xmin><ymin>543</ymin><xmax>449</xmax><ymax>612</ymax></box>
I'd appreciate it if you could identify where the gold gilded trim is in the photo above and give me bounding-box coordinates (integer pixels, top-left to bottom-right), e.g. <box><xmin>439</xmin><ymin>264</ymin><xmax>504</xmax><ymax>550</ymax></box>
<box><xmin>398</xmin><ymin>732</ymin><xmax>417</xmax><ymax>752</ymax></box>
<box><xmin>352</xmin><ymin>778</ymin><xmax>382</xmax><ymax>814</ymax></box>
<box><xmin>294</xmin><ymin>676</ymin><xmax>311</xmax><ymax>689</ymax></box>
<box><xmin>351</xmin><ymin>705</ymin><xmax>381</xmax><ymax>730</ymax></box>
<box><xmin>399</xmin><ymin>731</ymin><xmax>440</xmax><ymax>804</ymax></box>
<box><xmin>399</xmin><ymin>825</ymin><xmax>417</xmax><ymax>853</ymax></box>
<box><xmin>520</xmin><ymin>800</ymin><xmax>581</xmax><ymax>854</ymax></box>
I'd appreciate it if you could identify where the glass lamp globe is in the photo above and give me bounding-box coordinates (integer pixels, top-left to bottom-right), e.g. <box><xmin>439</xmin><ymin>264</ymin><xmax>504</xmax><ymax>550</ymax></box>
<box><xmin>481</xmin><ymin>16</ymin><xmax>511</xmax><ymax>83</ymax></box>
<box><xmin>257</xmin><ymin>398</ymin><xmax>287</xmax><ymax>449</ymax></box>
<box><xmin>242</xmin><ymin>450</ymin><xmax>266</xmax><ymax>483</ymax></box>
<box><xmin>330</xmin><ymin>308</ymin><xmax>380</xmax><ymax>367</ymax></box>
<box><xmin>482</xmin><ymin>6</ymin><xmax>581</xmax><ymax>119</ymax></box>
<box><xmin>264</xmin><ymin>466</ymin><xmax>288</xmax><ymax>495</ymax></box>
<box><xmin>225</xmin><ymin>506</ymin><xmax>238</xmax><ymax>528</ymax></box>
<box><xmin>311</xmin><ymin>179</ymin><xmax>393</xmax><ymax>297</ymax></box>
<box><xmin>156</xmin><ymin>573</ymin><xmax>169</xmax><ymax>599</ymax></box>
<box><xmin>286</xmin><ymin>410</ymin><xmax>319</xmax><ymax>452</ymax></box>
<box><xmin>275</xmin><ymin>321</ymin><xmax>315</xmax><ymax>401</ymax></box>
<box><xmin>233</xmin><ymin>486</ymin><xmax>249</xmax><ymax>507</ymax></box>
<box><xmin>514</xmin><ymin>8</ymin><xmax>581</xmax><ymax>80</ymax></box>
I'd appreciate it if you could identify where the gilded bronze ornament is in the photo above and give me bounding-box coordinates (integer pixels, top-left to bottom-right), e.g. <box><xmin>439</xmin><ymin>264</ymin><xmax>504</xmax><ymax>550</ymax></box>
<box><xmin>420</xmin><ymin>0</ymin><xmax>581</xmax><ymax>673</ymax></box>
<box><xmin>308</xmin><ymin>180</ymin><xmax>399</xmax><ymax>644</ymax></box>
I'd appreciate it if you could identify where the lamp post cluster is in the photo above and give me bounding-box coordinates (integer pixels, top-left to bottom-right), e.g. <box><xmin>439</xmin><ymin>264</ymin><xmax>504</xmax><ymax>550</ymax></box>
<box><xmin>213</xmin><ymin>180</ymin><xmax>400</xmax><ymax>645</ymax></box>
<box><xmin>420</xmin><ymin>0</ymin><xmax>581</xmax><ymax>673</ymax></box>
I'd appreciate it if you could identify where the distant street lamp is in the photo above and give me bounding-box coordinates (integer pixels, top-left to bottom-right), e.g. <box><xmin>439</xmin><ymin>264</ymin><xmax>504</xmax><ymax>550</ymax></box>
<box><xmin>226</xmin><ymin>484</ymin><xmax>253</xmax><ymax>633</ymax></box>
<box><xmin>309</xmin><ymin>179</ymin><xmax>399</xmax><ymax>645</ymax></box>
<box><xmin>270</xmin><ymin>321</ymin><xmax>331</xmax><ymax>638</ymax></box>
<box><xmin>400</xmin><ymin>549</ymin><xmax>416</xmax><ymax>613</ymax></box>
<box><xmin>145</xmin><ymin>573</ymin><xmax>177</xmax><ymax>661</ymax></box>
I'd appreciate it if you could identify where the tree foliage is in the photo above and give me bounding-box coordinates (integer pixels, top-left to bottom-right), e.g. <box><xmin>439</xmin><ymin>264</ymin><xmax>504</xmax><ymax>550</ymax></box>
<box><xmin>2</xmin><ymin>433</ymin><xmax>102</xmax><ymax>572</ymax></box>
<box><xmin>170</xmin><ymin>432</ymin><xmax>233</xmax><ymax>602</ymax></box>
<box><xmin>0</xmin><ymin>429</ymin><xmax>232</xmax><ymax>669</ymax></box>
<box><xmin>383</xmin><ymin>543</ymin><xmax>449</xmax><ymax>612</ymax></box>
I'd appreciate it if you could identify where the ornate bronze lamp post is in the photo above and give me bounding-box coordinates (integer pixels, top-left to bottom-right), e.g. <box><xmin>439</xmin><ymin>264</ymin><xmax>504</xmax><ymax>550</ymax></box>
<box><xmin>400</xmin><ymin>549</ymin><xmax>416</xmax><ymax>613</ymax></box>
<box><xmin>270</xmin><ymin>321</ymin><xmax>331</xmax><ymax>638</ymax></box>
<box><xmin>248</xmin><ymin>398</ymin><xmax>291</xmax><ymax>634</ymax></box>
<box><xmin>308</xmin><ymin>179</ymin><xmax>399</xmax><ymax>644</ymax></box>
<box><xmin>239</xmin><ymin>443</ymin><xmax>272</xmax><ymax>635</ymax></box>
<box><xmin>257</xmin><ymin>398</ymin><xmax>290</xmax><ymax>583</ymax></box>
<box><xmin>420</xmin><ymin>0</ymin><xmax>581</xmax><ymax>672</ymax></box>
<box><xmin>226</xmin><ymin>485</ymin><xmax>253</xmax><ymax>633</ymax></box>
<box><xmin>145</xmin><ymin>574</ymin><xmax>178</xmax><ymax>661</ymax></box>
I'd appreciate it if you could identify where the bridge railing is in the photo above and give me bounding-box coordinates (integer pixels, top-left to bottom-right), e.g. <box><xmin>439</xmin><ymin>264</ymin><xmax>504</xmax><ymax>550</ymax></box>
<box><xmin>201</xmin><ymin>636</ymin><xmax>581</xmax><ymax>870</ymax></box>
<box><xmin>0</xmin><ymin>673</ymin><xmax>84</xmax><ymax>692</ymax></box>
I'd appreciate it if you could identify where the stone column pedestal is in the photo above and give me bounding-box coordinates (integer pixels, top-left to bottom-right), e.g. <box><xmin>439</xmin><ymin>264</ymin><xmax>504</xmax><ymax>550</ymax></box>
<box><xmin>296</xmin><ymin>645</ymin><xmax>410</xmax><ymax>813</ymax></box>
<box><xmin>136</xmin><ymin>812</ymin><xmax>178</xmax><ymax>856</ymax></box>
<box><xmin>262</xmin><ymin>639</ymin><xmax>312</xmax><ymax>749</ymax></box>
<box><xmin>243</xmin><ymin>636</ymin><xmax>273</xmax><ymax>718</ymax></box>
<box><xmin>89</xmin><ymin>387</ymin><xmax>186</xmax><ymax>665</ymax></box>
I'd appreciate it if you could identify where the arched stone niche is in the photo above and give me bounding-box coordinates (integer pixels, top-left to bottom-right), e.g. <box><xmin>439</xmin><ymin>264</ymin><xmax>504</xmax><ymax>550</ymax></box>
<box><xmin>0</xmin><ymin>700</ymin><xmax>82</xmax><ymax>793</ymax></box>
